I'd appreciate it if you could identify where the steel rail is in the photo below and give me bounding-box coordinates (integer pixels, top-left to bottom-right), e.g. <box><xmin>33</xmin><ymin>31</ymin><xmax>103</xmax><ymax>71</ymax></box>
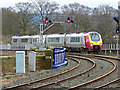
<box><xmin>95</xmin><ymin>78</ymin><xmax>120</xmax><ymax>89</ymax></box>
<box><xmin>93</xmin><ymin>55</ymin><xmax>120</xmax><ymax>89</ymax></box>
<box><xmin>4</xmin><ymin>58</ymin><xmax>80</xmax><ymax>90</ymax></box>
<box><xmin>30</xmin><ymin>55</ymin><xmax>96</xmax><ymax>89</ymax></box>
<box><xmin>68</xmin><ymin>54</ymin><xmax>117</xmax><ymax>90</ymax></box>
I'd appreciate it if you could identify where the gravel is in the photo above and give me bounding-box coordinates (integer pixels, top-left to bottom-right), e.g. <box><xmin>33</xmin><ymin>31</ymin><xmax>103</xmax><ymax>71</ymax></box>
<box><xmin>2</xmin><ymin>58</ymin><xmax>78</xmax><ymax>89</ymax></box>
<box><xmin>28</xmin><ymin>57</ymin><xmax>92</xmax><ymax>89</ymax></box>
<box><xmin>2</xmin><ymin>56</ymin><xmax>119</xmax><ymax>89</ymax></box>
<box><xmin>48</xmin><ymin>57</ymin><xmax>117</xmax><ymax>89</ymax></box>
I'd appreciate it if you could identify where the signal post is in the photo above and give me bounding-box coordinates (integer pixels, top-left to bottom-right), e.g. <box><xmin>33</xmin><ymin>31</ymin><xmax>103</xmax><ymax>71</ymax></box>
<box><xmin>38</xmin><ymin>22</ymin><xmax>43</xmax><ymax>48</ymax></box>
<box><xmin>118</xmin><ymin>2</ymin><xmax>120</xmax><ymax>57</ymax></box>
<box><xmin>118</xmin><ymin>1</ymin><xmax>120</xmax><ymax>85</ymax></box>
<box><xmin>114</xmin><ymin>3</ymin><xmax>120</xmax><ymax>57</ymax></box>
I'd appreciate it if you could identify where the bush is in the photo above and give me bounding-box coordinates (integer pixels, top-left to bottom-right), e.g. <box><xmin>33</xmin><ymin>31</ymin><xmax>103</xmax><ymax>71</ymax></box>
<box><xmin>30</xmin><ymin>47</ymin><xmax>36</xmax><ymax>51</ymax></box>
<box><xmin>48</xmin><ymin>46</ymin><xmax>55</xmax><ymax>50</ymax></box>
<box><xmin>45</xmin><ymin>49</ymin><xmax>53</xmax><ymax>56</ymax></box>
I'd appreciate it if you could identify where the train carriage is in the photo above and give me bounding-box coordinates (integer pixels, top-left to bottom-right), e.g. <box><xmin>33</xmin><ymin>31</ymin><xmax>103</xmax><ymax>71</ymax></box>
<box><xmin>10</xmin><ymin>32</ymin><xmax>103</xmax><ymax>53</ymax></box>
<box><xmin>65</xmin><ymin>33</ymin><xmax>85</xmax><ymax>52</ymax></box>
<box><xmin>10</xmin><ymin>36</ymin><xmax>32</xmax><ymax>49</ymax></box>
<box><xmin>46</xmin><ymin>34</ymin><xmax>65</xmax><ymax>48</ymax></box>
<box><xmin>32</xmin><ymin>35</ymin><xmax>46</xmax><ymax>48</ymax></box>
<box><xmin>11</xmin><ymin>36</ymin><xmax>32</xmax><ymax>45</ymax></box>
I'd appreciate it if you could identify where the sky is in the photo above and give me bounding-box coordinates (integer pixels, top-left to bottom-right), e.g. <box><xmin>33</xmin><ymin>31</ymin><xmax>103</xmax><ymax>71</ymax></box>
<box><xmin>0</xmin><ymin>0</ymin><xmax>120</xmax><ymax>9</ymax></box>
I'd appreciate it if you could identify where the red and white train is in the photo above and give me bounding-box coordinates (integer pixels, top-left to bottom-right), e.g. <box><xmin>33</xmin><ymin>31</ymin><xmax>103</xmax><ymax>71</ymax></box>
<box><xmin>10</xmin><ymin>32</ymin><xmax>103</xmax><ymax>53</ymax></box>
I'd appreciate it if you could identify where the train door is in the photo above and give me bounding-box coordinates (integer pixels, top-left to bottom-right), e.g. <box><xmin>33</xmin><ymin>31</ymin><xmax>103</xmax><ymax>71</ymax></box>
<box><xmin>30</xmin><ymin>38</ymin><xmax>32</xmax><ymax>44</ymax></box>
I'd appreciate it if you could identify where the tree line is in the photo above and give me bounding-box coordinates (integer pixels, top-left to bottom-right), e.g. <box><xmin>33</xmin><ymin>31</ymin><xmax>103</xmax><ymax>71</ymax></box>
<box><xmin>2</xmin><ymin>0</ymin><xmax>118</xmax><ymax>44</ymax></box>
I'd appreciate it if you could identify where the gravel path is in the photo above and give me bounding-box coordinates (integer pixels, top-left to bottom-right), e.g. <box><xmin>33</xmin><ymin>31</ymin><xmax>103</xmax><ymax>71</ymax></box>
<box><xmin>48</xmin><ymin>57</ymin><xmax>114</xmax><ymax>88</ymax></box>
<box><xmin>2</xmin><ymin>59</ymin><xmax>78</xmax><ymax>89</ymax></box>
<box><xmin>85</xmin><ymin>58</ymin><xmax>118</xmax><ymax>88</ymax></box>
<box><xmin>28</xmin><ymin>57</ymin><xmax>92</xmax><ymax>89</ymax></box>
<box><xmin>94</xmin><ymin>59</ymin><xmax>119</xmax><ymax>89</ymax></box>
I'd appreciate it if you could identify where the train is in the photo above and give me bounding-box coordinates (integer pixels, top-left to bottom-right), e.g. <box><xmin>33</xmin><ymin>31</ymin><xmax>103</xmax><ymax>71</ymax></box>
<box><xmin>10</xmin><ymin>32</ymin><xmax>103</xmax><ymax>53</ymax></box>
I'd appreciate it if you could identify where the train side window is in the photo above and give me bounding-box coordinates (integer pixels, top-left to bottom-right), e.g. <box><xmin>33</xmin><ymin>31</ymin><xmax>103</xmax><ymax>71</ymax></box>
<box><xmin>33</xmin><ymin>38</ymin><xmax>39</xmax><ymax>42</ymax></box>
<box><xmin>70</xmin><ymin>37</ymin><xmax>80</xmax><ymax>42</ymax></box>
<box><xmin>21</xmin><ymin>38</ymin><xmax>28</xmax><ymax>43</ymax></box>
<box><xmin>13</xmin><ymin>39</ymin><xmax>18</xmax><ymax>43</ymax></box>
<box><xmin>48</xmin><ymin>38</ymin><xmax>53</xmax><ymax>42</ymax></box>
<box><xmin>48</xmin><ymin>37</ymin><xmax>59</xmax><ymax>42</ymax></box>
<box><xmin>55</xmin><ymin>37</ymin><xmax>59</xmax><ymax>42</ymax></box>
<box><xmin>77</xmin><ymin>37</ymin><xmax>80</xmax><ymax>42</ymax></box>
<box><xmin>37</xmin><ymin>38</ymin><xmax>39</xmax><ymax>42</ymax></box>
<box><xmin>70</xmin><ymin>37</ymin><xmax>74</xmax><ymax>42</ymax></box>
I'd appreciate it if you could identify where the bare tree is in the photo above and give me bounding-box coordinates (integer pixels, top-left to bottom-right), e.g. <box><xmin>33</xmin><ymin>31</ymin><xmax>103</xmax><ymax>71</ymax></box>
<box><xmin>8</xmin><ymin>2</ymin><xmax>34</xmax><ymax>35</ymax></box>
<box><xmin>61</xmin><ymin>2</ymin><xmax>93</xmax><ymax>33</ymax></box>
<box><xmin>32</xmin><ymin>0</ymin><xmax>59</xmax><ymax>23</ymax></box>
<box><xmin>91</xmin><ymin>5</ymin><xmax>118</xmax><ymax>43</ymax></box>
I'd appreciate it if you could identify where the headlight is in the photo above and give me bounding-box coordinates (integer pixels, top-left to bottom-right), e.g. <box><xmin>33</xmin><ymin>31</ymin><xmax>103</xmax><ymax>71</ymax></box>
<box><xmin>100</xmin><ymin>43</ymin><xmax>102</xmax><ymax>46</ymax></box>
<box><xmin>90</xmin><ymin>43</ymin><xmax>93</xmax><ymax>46</ymax></box>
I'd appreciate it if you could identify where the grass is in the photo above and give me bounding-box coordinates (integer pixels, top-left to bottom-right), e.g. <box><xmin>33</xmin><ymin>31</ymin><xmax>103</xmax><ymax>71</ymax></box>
<box><xmin>1</xmin><ymin>55</ymin><xmax>52</xmax><ymax>76</ymax></box>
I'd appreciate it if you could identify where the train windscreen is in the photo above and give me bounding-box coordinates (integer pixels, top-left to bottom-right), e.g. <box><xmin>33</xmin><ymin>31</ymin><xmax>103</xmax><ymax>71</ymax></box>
<box><xmin>90</xmin><ymin>33</ymin><xmax>100</xmax><ymax>41</ymax></box>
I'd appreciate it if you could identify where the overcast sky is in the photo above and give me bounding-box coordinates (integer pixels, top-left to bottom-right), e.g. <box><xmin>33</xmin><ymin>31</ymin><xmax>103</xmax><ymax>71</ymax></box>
<box><xmin>0</xmin><ymin>0</ymin><xmax>120</xmax><ymax>9</ymax></box>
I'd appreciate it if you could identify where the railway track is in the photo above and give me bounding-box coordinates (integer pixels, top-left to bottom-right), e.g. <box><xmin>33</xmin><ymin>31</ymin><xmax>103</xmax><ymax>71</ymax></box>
<box><xmin>94</xmin><ymin>55</ymin><xmax>120</xmax><ymax>89</ymax></box>
<box><xmin>4</xmin><ymin>58</ymin><xmax>80</xmax><ymax>90</ymax></box>
<box><xmin>3</xmin><ymin>55</ymin><xmax>95</xmax><ymax>90</ymax></box>
<box><xmin>3</xmin><ymin>54</ymin><xmax>119</xmax><ymax>90</ymax></box>
<box><xmin>84</xmin><ymin>54</ymin><xmax>120</xmax><ymax>89</ymax></box>
<box><xmin>42</xmin><ymin>54</ymin><xmax>118</xmax><ymax>89</ymax></box>
<box><xmin>68</xmin><ymin>54</ymin><xmax>119</xmax><ymax>89</ymax></box>
<box><xmin>31</xmin><ymin>56</ymin><xmax>96</xmax><ymax>89</ymax></box>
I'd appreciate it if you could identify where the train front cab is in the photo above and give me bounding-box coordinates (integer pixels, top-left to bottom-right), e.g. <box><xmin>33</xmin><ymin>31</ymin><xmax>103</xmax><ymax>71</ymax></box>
<box><xmin>85</xmin><ymin>32</ymin><xmax>103</xmax><ymax>53</ymax></box>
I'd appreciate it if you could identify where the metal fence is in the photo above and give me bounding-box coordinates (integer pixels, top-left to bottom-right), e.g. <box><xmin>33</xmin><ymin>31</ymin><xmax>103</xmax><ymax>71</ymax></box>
<box><xmin>0</xmin><ymin>44</ymin><xmax>37</xmax><ymax>50</ymax></box>
<box><xmin>102</xmin><ymin>44</ymin><xmax>120</xmax><ymax>50</ymax></box>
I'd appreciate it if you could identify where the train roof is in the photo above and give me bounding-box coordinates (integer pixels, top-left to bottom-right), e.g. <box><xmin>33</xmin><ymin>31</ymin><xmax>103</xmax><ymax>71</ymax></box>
<box><xmin>12</xmin><ymin>35</ymin><xmax>32</xmax><ymax>38</ymax></box>
<box><xmin>66</xmin><ymin>33</ymin><xmax>84</xmax><ymax>37</ymax></box>
<box><xmin>83</xmin><ymin>32</ymin><xmax>100</xmax><ymax>36</ymax></box>
<box><xmin>88</xmin><ymin>32</ymin><xmax>99</xmax><ymax>34</ymax></box>
<box><xmin>46</xmin><ymin>34</ymin><xmax>65</xmax><ymax>37</ymax></box>
<box><xmin>11</xmin><ymin>32</ymin><xmax>100</xmax><ymax>39</ymax></box>
<box><xmin>12</xmin><ymin>35</ymin><xmax>46</xmax><ymax>38</ymax></box>
<box><xmin>32</xmin><ymin>35</ymin><xmax>46</xmax><ymax>38</ymax></box>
